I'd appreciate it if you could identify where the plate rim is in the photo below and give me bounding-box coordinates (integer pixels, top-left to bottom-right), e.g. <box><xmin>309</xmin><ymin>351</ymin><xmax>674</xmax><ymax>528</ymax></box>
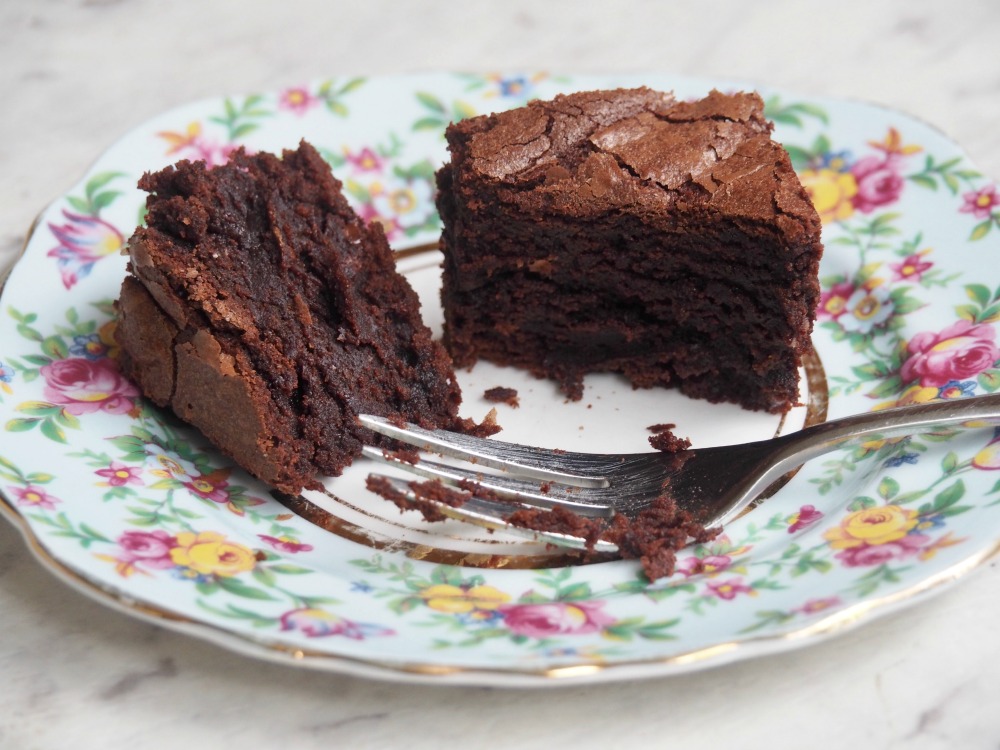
<box><xmin>4</xmin><ymin>487</ymin><xmax>996</xmax><ymax>686</ymax></box>
<box><xmin>3</xmin><ymin>70</ymin><xmax>1000</xmax><ymax>686</ymax></box>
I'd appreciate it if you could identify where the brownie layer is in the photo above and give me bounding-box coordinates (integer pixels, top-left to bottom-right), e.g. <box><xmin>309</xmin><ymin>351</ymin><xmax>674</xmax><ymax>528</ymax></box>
<box><xmin>116</xmin><ymin>142</ymin><xmax>460</xmax><ymax>494</ymax></box>
<box><xmin>436</xmin><ymin>88</ymin><xmax>823</xmax><ymax>412</ymax></box>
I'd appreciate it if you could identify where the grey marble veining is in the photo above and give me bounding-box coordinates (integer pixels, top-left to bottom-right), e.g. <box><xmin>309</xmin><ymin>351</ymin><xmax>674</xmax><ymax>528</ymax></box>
<box><xmin>2</xmin><ymin>1</ymin><xmax>1000</xmax><ymax>748</ymax></box>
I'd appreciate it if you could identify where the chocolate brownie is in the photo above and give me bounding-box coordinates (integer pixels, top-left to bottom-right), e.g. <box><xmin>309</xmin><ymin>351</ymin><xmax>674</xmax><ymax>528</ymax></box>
<box><xmin>115</xmin><ymin>142</ymin><xmax>461</xmax><ymax>495</ymax></box>
<box><xmin>436</xmin><ymin>88</ymin><xmax>823</xmax><ymax>412</ymax></box>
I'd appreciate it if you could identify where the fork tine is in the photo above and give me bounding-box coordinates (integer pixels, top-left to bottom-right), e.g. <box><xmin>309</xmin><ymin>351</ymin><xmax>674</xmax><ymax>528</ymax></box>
<box><xmin>359</xmin><ymin>414</ymin><xmax>612</xmax><ymax>488</ymax></box>
<box><xmin>361</xmin><ymin>446</ymin><xmax>615</xmax><ymax>518</ymax></box>
<box><xmin>359</xmin><ymin>414</ymin><xmax>611</xmax><ymax>488</ymax></box>
<box><xmin>372</xmin><ymin>475</ymin><xmax>619</xmax><ymax>553</ymax></box>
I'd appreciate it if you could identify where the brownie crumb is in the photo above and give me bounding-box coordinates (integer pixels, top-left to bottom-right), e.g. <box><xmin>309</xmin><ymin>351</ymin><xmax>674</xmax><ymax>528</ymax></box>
<box><xmin>365</xmin><ymin>475</ymin><xmax>474</xmax><ymax>523</ymax></box>
<box><xmin>604</xmin><ymin>495</ymin><xmax>720</xmax><ymax>580</ymax></box>
<box><xmin>506</xmin><ymin>505</ymin><xmax>606</xmax><ymax>550</ymax></box>
<box><xmin>499</xmin><ymin>428</ymin><xmax>711</xmax><ymax>580</ymax></box>
<box><xmin>483</xmin><ymin>386</ymin><xmax>520</xmax><ymax>408</ymax></box>
<box><xmin>647</xmin><ymin>423</ymin><xmax>691</xmax><ymax>453</ymax></box>
<box><xmin>387</xmin><ymin>447</ymin><xmax>421</xmax><ymax>465</ymax></box>
<box><xmin>453</xmin><ymin>407</ymin><xmax>503</xmax><ymax>438</ymax></box>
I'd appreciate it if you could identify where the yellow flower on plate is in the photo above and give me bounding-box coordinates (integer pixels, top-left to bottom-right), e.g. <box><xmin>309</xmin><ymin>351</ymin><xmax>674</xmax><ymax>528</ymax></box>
<box><xmin>823</xmin><ymin>505</ymin><xmax>919</xmax><ymax>549</ymax></box>
<box><xmin>419</xmin><ymin>583</ymin><xmax>511</xmax><ymax>614</ymax></box>
<box><xmin>917</xmin><ymin>532</ymin><xmax>965</xmax><ymax>561</ymax></box>
<box><xmin>874</xmin><ymin>383</ymin><xmax>941</xmax><ymax>411</ymax></box>
<box><xmin>800</xmin><ymin>168</ymin><xmax>858</xmax><ymax>223</ymax></box>
<box><xmin>170</xmin><ymin>531</ymin><xmax>256</xmax><ymax>577</ymax></box>
<box><xmin>98</xmin><ymin>320</ymin><xmax>120</xmax><ymax>360</ymax></box>
<box><xmin>973</xmin><ymin>439</ymin><xmax>1000</xmax><ymax>470</ymax></box>
<box><xmin>157</xmin><ymin>121</ymin><xmax>202</xmax><ymax>154</ymax></box>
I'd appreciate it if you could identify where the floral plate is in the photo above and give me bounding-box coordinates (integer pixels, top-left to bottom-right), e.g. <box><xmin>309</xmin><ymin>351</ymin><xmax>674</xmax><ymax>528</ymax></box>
<box><xmin>3</xmin><ymin>72</ymin><xmax>1000</xmax><ymax>686</ymax></box>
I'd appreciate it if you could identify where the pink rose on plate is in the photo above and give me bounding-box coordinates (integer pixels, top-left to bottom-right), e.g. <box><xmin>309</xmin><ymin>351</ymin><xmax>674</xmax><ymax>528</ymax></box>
<box><xmin>705</xmin><ymin>578</ymin><xmax>756</xmax><ymax>601</ymax></box>
<box><xmin>834</xmin><ymin>535</ymin><xmax>929</xmax><ymax>567</ymax></box>
<box><xmin>258</xmin><ymin>534</ymin><xmax>314</xmax><ymax>553</ymax></box>
<box><xmin>117</xmin><ymin>530</ymin><xmax>177</xmax><ymax>570</ymax></box>
<box><xmin>8</xmin><ymin>485</ymin><xmax>61</xmax><ymax>510</ymax></box>
<box><xmin>960</xmin><ymin>184</ymin><xmax>999</xmax><ymax>220</ymax></box>
<box><xmin>47</xmin><ymin>210</ymin><xmax>125</xmax><ymax>289</ymax></box>
<box><xmin>787</xmin><ymin>504</ymin><xmax>824</xmax><ymax>533</ymax></box>
<box><xmin>500</xmin><ymin>600</ymin><xmax>615</xmax><ymax>638</ymax></box>
<box><xmin>850</xmin><ymin>155</ymin><xmax>905</xmax><ymax>213</ymax></box>
<box><xmin>95</xmin><ymin>460</ymin><xmax>143</xmax><ymax>488</ymax></box>
<box><xmin>676</xmin><ymin>554</ymin><xmax>733</xmax><ymax>577</ymax></box>
<box><xmin>795</xmin><ymin>597</ymin><xmax>842</xmax><ymax>615</ymax></box>
<box><xmin>279</xmin><ymin>608</ymin><xmax>394</xmax><ymax>639</ymax></box>
<box><xmin>343</xmin><ymin>146</ymin><xmax>386</xmax><ymax>173</ymax></box>
<box><xmin>900</xmin><ymin>320</ymin><xmax>1000</xmax><ymax>387</ymax></box>
<box><xmin>40</xmin><ymin>357</ymin><xmax>139</xmax><ymax>415</ymax></box>
<box><xmin>278</xmin><ymin>86</ymin><xmax>319</xmax><ymax>115</ymax></box>
<box><xmin>889</xmin><ymin>251</ymin><xmax>934</xmax><ymax>283</ymax></box>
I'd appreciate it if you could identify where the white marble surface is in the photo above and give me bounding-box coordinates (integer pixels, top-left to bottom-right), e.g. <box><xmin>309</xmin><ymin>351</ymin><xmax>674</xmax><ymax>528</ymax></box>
<box><xmin>2</xmin><ymin>1</ymin><xmax>1000</xmax><ymax>748</ymax></box>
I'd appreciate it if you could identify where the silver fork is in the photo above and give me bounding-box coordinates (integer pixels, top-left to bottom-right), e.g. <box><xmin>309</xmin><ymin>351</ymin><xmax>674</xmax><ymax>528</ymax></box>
<box><xmin>359</xmin><ymin>394</ymin><xmax>1000</xmax><ymax>552</ymax></box>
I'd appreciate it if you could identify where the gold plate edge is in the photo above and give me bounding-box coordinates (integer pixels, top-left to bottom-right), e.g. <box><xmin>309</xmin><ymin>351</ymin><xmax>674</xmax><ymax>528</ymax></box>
<box><xmin>3</xmin><ymin>484</ymin><xmax>998</xmax><ymax>686</ymax></box>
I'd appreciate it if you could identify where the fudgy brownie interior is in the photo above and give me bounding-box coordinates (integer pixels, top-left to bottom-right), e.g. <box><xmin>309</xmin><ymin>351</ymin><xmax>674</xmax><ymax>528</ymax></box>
<box><xmin>116</xmin><ymin>142</ymin><xmax>461</xmax><ymax>494</ymax></box>
<box><xmin>436</xmin><ymin>88</ymin><xmax>823</xmax><ymax>412</ymax></box>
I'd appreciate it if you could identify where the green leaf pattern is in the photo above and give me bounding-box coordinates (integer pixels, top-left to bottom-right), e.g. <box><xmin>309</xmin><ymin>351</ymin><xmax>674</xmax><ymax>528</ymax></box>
<box><xmin>3</xmin><ymin>73</ymin><xmax>1000</xmax><ymax>672</ymax></box>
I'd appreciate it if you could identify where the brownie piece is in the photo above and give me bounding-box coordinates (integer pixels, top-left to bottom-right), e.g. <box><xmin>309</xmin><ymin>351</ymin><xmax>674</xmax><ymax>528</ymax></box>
<box><xmin>115</xmin><ymin>142</ymin><xmax>461</xmax><ymax>495</ymax></box>
<box><xmin>436</xmin><ymin>88</ymin><xmax>823</xmax><ymax>413</ymax></box>
<box><xmin>603</xmin><ymin>494</ymin><xmax>720</xmax><ymax>581</ymax></box>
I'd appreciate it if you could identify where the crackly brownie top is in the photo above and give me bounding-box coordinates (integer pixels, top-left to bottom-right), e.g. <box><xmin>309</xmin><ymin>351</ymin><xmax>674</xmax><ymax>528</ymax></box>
<box><xmin>449</xmin><ymin>87</ymin><xmax>819</xmax><ymax>235</ymax></box>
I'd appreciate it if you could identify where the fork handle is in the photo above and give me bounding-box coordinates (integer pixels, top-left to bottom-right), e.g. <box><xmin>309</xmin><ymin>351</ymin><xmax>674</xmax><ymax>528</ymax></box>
<box><xmin>713</xmin><ymin>393</ymin><xmax>1000</xmax><ymax>528</ymax></box>
<box><xmin>774</xmin><ymin>392</ymin><xmax>1000</xmax><ymax>471</ymax></box>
